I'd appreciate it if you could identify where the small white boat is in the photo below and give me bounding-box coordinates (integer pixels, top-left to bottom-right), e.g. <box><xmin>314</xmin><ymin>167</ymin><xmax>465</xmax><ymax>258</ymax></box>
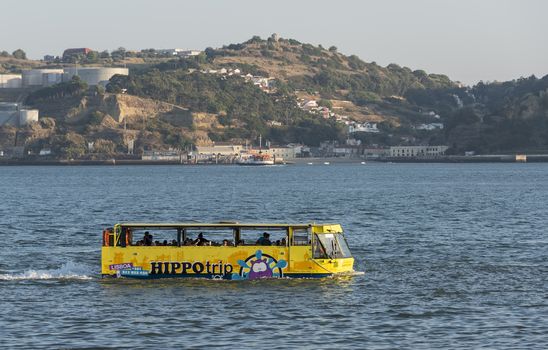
<box><xmin>237</xmin><ymin>153</ymin><xmax>274</xmax><ymax>166</ymax></box>
<box><xmin>323</xmin><ymin>162</ymin><xmax>330</xmax><ymax>165</ymax></box>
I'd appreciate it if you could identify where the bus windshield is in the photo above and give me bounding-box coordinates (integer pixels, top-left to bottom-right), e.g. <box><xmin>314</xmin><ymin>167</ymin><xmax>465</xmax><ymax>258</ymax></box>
<box><xmin>313</xmin><ymin>233</ymin><xmax>352</xmax><ymax>259</ymax></box>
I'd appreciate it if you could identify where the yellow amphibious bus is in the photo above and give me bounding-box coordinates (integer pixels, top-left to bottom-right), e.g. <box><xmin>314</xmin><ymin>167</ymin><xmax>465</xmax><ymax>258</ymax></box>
<box><xmin>101</xmin><ymin>222</ymin><xmax>355</xmax><ymax>280</ymax></box>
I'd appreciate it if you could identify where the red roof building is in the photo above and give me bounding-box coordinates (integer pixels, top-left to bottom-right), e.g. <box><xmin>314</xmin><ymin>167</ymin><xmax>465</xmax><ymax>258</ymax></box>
<box><xmin>62</xmin><ymin>48</ymin><xmax>92</xmax><ymax>60</ymax></box>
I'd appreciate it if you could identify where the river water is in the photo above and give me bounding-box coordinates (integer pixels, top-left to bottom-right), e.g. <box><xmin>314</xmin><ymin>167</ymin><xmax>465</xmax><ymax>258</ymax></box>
<box><xmin>0</xmin><ymin>163</ymin><xmax>546</xmax><ymax>349</ymax></box>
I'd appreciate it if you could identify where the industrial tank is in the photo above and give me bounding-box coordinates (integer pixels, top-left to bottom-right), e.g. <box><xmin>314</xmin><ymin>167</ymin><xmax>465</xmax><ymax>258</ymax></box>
<box><xmin>42</xmin><ymin>72</ymin><xmax>63</xmax><ymax>86</ymax></box>
<box><xmin>0</xmin><ymin>102</ymin><xmax>19</xmax><ymax>126</ymax></box>
<box><xmin>0</xmin><ymin>74</ymin><xmax>22</xmax><ymax>88</ymax></box>
<box><xmin>62</xmin><ymin>67</ymin><xmax>129</xmax><ymax>86</ymax></box>
<box><xmin>19</xmin><ymin>109</ymin><xmax>39</xmax><ymax>126</ymax></box>
<box><xmin>22</xmin><ymin>69</ymin><xmax>64</xmax><ymax>87</ymax></box>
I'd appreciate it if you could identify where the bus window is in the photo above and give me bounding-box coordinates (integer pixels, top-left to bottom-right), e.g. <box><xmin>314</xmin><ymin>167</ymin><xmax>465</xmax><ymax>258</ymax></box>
<box><xmin>314</xmin><ymin>233</ymin><xmax>352</xmax><ymax>258</ymax></box>
<box><xmin>292</xmin><ymin>229</ymin><xmax>310</xmax><ymax>246</ymax></box>
<box><xmin>103</xmin><ymin>228</ymin><xmax>114</xmax><ymax>247</ymax></box>
<box><xmin>313</xmin><ymin>237</ymin><xmax>328</xmax><ymax>259</ymax></box>
<box><xmin>335</xmin><ymin>234</ymin><xmax>352</xmax><ymax>257</ymax></box>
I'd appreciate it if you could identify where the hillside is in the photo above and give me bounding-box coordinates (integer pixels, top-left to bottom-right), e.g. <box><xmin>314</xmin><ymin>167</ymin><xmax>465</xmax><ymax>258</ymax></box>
<box><xmin>1</xmin><ymin>35</ymin><xmax>547</xmax><ymax>159</ymax></box>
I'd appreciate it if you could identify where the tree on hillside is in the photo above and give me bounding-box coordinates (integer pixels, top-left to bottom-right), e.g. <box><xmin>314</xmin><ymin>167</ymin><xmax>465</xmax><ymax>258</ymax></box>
<box><xmin>0</xmin><ymin>51</ymin><xmax>10</xmax><ymax>57</ymax></box>
<box><xmin>204</xmin><ymin>47</ymin><xmax>216</xmax><ymax>61</ymax></box>
<box><xmin>245</xmin><ymin>36</ymin><xmax>263</xmax><ymax>44</ymax></box>
<box><xmin>111</xmin><ymin>47</ymin><xmax>126</xmax><ymax>61</ymax></box>
<box><xmin>85</xmin><ymin>51</ymin><xmax>99</xmax><ymax>63</ymax></box>
<box><xmin>328</xmin><ymin>46</ymin><xmax>337</xmax><ymax>52</ymax></box>
<box><xmin>12</xmin><ymin>49</ymin><xmax>26</xmax><ymax>60</ymax></box>
<box><xmin>318</xmin><ymin>99</ymin><xmax>333</xmax><ymax>108</ymax></box>
<box><xmin>26</xmin><ymin>76</ymin><xmax>88</xmax><ymax>103</ymax></box>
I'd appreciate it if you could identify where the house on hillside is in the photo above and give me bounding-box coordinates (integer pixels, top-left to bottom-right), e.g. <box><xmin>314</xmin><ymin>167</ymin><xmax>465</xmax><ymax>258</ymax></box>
<box><xmin>348</xmin><ymin>122</ymin><xmax>379</xmax><ymax>133</ymax></box>
<box><xmin>157</xmin><ymin>48</ymin><xmax>202</xmax><ymax>57</ymax></box>
<box><xmin>301</xmin><ymin>100</ymin><xmax>318</xmax><ymax>110</ymax></box>
<box><xmin>416</xmin><ymin>123</ymin><xmax>444</xmax><ymax>130</ymax></box>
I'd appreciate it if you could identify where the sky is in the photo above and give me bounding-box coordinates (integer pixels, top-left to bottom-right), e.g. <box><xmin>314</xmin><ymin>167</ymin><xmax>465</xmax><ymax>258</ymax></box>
<box><xmin>1</xmin><ymin>0</ymin><xmax>547</xmax><ymax>85</ymax></box>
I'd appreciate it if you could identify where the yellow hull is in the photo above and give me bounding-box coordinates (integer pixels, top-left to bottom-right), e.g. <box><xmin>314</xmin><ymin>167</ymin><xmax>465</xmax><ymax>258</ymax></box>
<box><xmin>101</xmin><ymin>245</ymin><xmax>354</xmax><ymax>280</ymax></box>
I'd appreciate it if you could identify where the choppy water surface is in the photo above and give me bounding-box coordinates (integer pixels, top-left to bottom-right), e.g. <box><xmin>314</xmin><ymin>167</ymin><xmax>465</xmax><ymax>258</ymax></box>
<box><xmin>0</xmin><ymin>163</ymin><xmax>547</xmax><ymax>349</ymax></box>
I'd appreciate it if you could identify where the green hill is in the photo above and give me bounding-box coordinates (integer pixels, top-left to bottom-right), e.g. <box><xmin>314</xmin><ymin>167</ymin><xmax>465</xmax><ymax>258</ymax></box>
<box><xmin>1</xmin><ymin>35</ymin><xmax>547</xmax><ymax>158</ymax></box>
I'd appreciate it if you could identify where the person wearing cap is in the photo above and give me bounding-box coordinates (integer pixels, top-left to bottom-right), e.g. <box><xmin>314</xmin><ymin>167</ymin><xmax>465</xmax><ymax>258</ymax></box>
<box><xmin>193</xmin><ymin>232</ymin><xmax>209</xmax><ymax>246</ymax></box>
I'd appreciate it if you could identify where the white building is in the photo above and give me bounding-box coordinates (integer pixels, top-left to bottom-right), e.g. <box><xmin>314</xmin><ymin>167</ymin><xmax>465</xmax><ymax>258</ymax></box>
<box><xmin>349</xmin><ymin>122</ymin><xmax>379</xmax><ymax>133</ymax></box>
<box><xmin>267</xmin><ymin>120</ymin><xmax>282</xmax><ymax>127</ymax></box>
<box><xmin>390</xmin><ymin>145</ymin><xmax>448</xmax><ymax>157</ymax></box>
<box><xmin>363</xmin><ymin>148</ymin><xmax>390</xmax><ymax>159</ymax></box>
<box><xmin>142</xmin><ymin>150</ymin><xmax>181</xmax><ymax>161</ymax></box>
<box><xmin>157</xmin><ymin>49</ymin><xmax>202</xmax><ymax>57</ymax></box>
<box><xmin>416</xmin><ymin>123</ymin><xmax>444</xmax><ymax>130</ymax></box>
<box><xmin>179</xmin><ymin>50</ymin><xmax>202</xmax><ymax>57</ymax></box>
<box><xmin>251</xmin><ymin>77</ymin><xmax>271</xmax><ymax>88</ymax></box>
<box><xmin>258</xmin><ymin>146</ymin><xmax>298</xmax><ymax>160</ymax></box>
<box><xmin>157</xmin><ymin>48</ymin><xmax>184</xmax><ymax>56</ymax></box>
<box><xmin>301</xmin><ymin>100</ymin><xmax>318</xmax><ymax>109</ymax></box>
<box><xmin>333</xmin><ymin>146</ymin><xmax>361</xmax><ymax>157</ymax></box>
<box><xmin>345</xmin><ymin>138</ymin><xmax>362</xmax><ymax>146</ymax></box>
<box><xmin>195</xmin><ymin>144</ymin><xmax>244</xmax><ymax>156</ymax></box>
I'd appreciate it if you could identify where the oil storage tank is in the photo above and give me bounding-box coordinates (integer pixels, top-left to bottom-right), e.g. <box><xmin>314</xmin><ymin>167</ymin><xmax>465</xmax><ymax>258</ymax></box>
<box><xmin>42</xmin><ymin>72</ymin><xmax>63</xmax><ymax>86</ymax></box>
<box><xmin>62</xmin><ymin>67</ymin><xmax>129</xmax><ymax>86</ymax></box>
<box><xmin>22</xmin><ymin>69</ymin><xmax>64</xmax><ymax>87</ymax></box>
<box><xmin>0</xmin><ymin>74</ymin><xmax>22</xmax><ymax>88</ymax></box>
<box><xmin>19</xmin><ymin>109</ymin><xmax>39</xmax><ymax>126</ymax></box>
<box><xmin>0</xmin><ymin>102</ymin><xmax>19</xmax><ymax>126</ymax></box>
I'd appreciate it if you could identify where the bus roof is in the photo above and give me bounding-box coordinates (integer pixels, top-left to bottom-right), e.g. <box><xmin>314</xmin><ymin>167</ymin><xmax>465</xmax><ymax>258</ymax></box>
<box><xmin>116</xmin><ymin>222</ymin><xmax>343</xmax><ymax>233</ymax></box>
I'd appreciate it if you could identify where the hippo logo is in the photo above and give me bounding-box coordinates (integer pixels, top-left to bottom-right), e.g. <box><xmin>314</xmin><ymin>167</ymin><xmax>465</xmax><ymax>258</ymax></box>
<box><xmin>231</xmin><ymin>250</ymin><xmax>287</xmax><ymax>280</ymax></box>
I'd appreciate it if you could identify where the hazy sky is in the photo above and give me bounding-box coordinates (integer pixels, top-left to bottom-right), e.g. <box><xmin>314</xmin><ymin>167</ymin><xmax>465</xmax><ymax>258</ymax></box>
<box><xmin>1</xmin><ymin>0</ymin><xmax>547</xmax><ymax>85</ymax></box>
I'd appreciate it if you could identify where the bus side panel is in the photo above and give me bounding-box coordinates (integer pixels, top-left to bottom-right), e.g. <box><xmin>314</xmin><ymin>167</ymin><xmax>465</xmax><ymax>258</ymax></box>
<box><xmin>312</xmin><ymin>257</ymin><xmax>355</xmax><ymax>274</ymax></box>
<box><xmin>288</xmin><ymin>245</ymin><xmax>327</xmax><ymax>274</ymax></box>
<box><xmin>102</xmin><ymin>246</ymin><xmax>296</xmax><ymax>278</ymax></box>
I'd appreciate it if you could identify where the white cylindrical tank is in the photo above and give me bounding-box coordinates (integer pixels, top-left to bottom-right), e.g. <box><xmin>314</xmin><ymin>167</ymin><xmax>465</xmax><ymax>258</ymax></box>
<box><xmin>62</xmin><ymin>67</ymin><xmax>129</xmax><ymax>86</ymax></box>
<box><xmin>19</xmin><ymin>109</ymin><xmax>39</xmax><ymax>126</ymax></box>
<box><xmin>42</xmin><ymin>72</ymin><xmax>63</xmax><ymax>86</ymax></box>
<box><xmin>22</xmin><ymin>69</ymin><xmax>64</xmax><ymax>87</ymax></box>
<box><xmin>0</xmin><ymin>74</ymin><xmax>22</xmax><ymax>88</ymax></box>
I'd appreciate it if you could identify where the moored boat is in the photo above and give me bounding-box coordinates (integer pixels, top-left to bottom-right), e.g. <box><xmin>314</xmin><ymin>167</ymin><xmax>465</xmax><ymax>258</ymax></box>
<box><xmin>101</xmin><ymin>222</ymin><xmax>355</xmax><ymax>280</ymax></box>
<box><xmin>237</xmin><ymin>153</ymin><xmax>275</xmax><ymax>165</ymax></box>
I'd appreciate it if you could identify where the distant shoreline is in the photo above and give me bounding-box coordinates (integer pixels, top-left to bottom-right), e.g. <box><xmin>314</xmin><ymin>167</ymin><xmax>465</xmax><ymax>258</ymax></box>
<box><xmin>1</xmin><ymin>155</ymin><xmax>547</xmax><ymax>166</ymax></box>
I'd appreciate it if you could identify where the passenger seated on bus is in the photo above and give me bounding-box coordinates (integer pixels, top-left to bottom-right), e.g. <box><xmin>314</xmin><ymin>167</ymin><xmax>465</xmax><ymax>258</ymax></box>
<box><xmin>143</xmin><ymin>232</ymin><xmax>153</xmax><ymax>246</ymax></box>
<box><xmin>184</xmin><ymin>238</ymin><xmax>193</xmax><ymax>246</ymax></box>
<box><xmin>163</xmin><ymin>240</ymin><xmax>168</xmax><ymax>246</ymax></box>
<box><xmin>222</xmin><ymin>239</ymin><xmax>230</xmax><ymax>246</ymax></box>
<box><xmin>171</xmin><ymin>239</ymin><xmax>178</xmax><ymax>246</ymax></box>
<box><xmin>275</xmin><ymin>240</ymin><xmax>281</xmax><ymax>246</ymax></box>
<box><xmin>256</xmin><ymin>232</ymin><xmax>272</xmax><ymax>246</ymax></box>
<box><xmin>281</xmin><ymin>238</ymin><xmax>286</xmax><ymax>246</ymax></box>
<box><xmin>237</xmin><ymin>239</ymin><xmax>245</xmax><ymax>246</ymax></box>
<box><xmin>193</xmin><ymin>232</ymin><xmax>209</xmax><ymax>246</ymax></box>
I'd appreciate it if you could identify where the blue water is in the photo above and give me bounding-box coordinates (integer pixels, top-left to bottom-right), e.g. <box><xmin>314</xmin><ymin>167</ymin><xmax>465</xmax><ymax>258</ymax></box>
<box><xmin>0</xmin><ymin>163</ymin><xmax>547</xmax><ymax>349</ymax></box>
